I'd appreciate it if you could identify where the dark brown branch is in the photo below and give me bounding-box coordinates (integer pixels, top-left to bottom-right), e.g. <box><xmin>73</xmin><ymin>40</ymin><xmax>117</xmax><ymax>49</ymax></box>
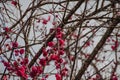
<box><xmin>74</xmin><ymin>16</ymin><xmax>120</xmax><ymax>80</ymax></box>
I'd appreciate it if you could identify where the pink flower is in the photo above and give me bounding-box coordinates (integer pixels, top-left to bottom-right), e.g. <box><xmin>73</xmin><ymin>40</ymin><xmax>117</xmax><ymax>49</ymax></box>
<box><xmin>14</xmin><ymin>49</ymin><xmax>19</xmax><ymax>56</ymax></box>
<box><xmin>2</xmin><ymin>61</ymin><xmax>10</xmax><ymax>67</ymax></box>
<box><xmin>56</xmin><ymin>32</ymin><xmax>63</xmax><ymax>38</ymax></box>
<box><xmin>58</xmin><ymin>50</ymin><xmax>64</xmax><ymax>55</ymax></box>
<box><xmin>50</xmin><ymin>54</ymin><xmax>58</xmax><ymax>61</ymax></box>
<box><xmin>50</xmin><ymin>28</ymin><xmax>55</xmax><ymax>33</ymax></box>
<box><xmin>42</xmin><ymin>19</ymin><xmax>48</xmax><ymax>25</ymax></box>
<box><xmin>47</xmin><ymin>15</ymin><xmax>51</xmax><ymax>21</ymax></box>
<box><xmin>30</xmin><ymin>66</ymin><xmax>43</xmax><ymax>78</ymax></box>
<box><xmin>57</xmin><ymin>27</ymin><xmax>61</xmax><ymax>32</ymax></box>
<box><xmin>3</xmin><ymin>75</ymin><xmax>8</xmax><ymax>80</ymax></box>
<box><xmin>112</xmin><ymin>75</ymin><xmax>118</xmax><ymax>80</ymax></box>
<box><xmin>42</xmin><ymin>48</ymin><xmax>47</xmax><ymax>57</ymax></box>
<box><xmin>19</xmin><ymin>48</ymin><xmax>25</xmax><ymax>54</ymax></box>
<box><xmin>111</xmin><ymin>41</ymin><xmax>119</xmax><ymax>50</ymax></box>
<box><xmin>55</xmin><ymin>73</ymin><xmax>62</xmax><ymax>80</ymax></box>
<box><xmin>21</xmin><ymin>58</ymin><xmax>29</xmax><ymax>65</ymax></box>
<box><xmin>61</xmin><ymin>70</ymin><xmax>68</xmax><ymax>76</ymax></box>
<box><xmin>12</xmin><ymin>42</ymin><xmax>18</xmax><ymax>48</ymax></box>
<box><xmin>69</xmin><ymin>56</ymin><xmax>74</xmax><ymax>61</ymax></box>
<box><xmin>37</xmin><ymin>66</ymin><xmax>43</xmax><ymax>74</ymax></box>
<box><xmin>11</xmin><ymin>1</ymin><xmax>17</xmax><ymax>6</ymax></box>
<box><xmin>16</xmin><ymin>66</ymin><xmax>28</xmax><ymax>79</ymax></box>
<box><xmin>57</xmin><ymin>58</ymin><xmax>63</xmax><ymax>63</ymax></box>
<box><xmin>52</xmin><ymin>21</ymin><xmax>57</xmax><ymax>25</ymax></box>
<box><xmin>84</xmin><ymin>41</ymin><xmax>90</xmax><ymax>48</ymax></box>
<box><xmin>111</xmin><ymin>46</ymin><xmax>116</xmax><ymax>50</ymax></box>
<box><xmin>48</xmin><ymin>41</ymin><xmax>55</xmax><ymax>47</ymax></box>
<box><xmin>39</xmin><ymin>58</ymin><xmax>46</xmax><ymax>66</ymax></box>
<box><xmin>55</xmin><ymin>63</ymin><xmax>61</xmax><ymax>69</ymax></box>
<box><xmin>13</xmin><ymin>61</ymin><xmax>18</xmax><ymax>67</ymax></box>
<box><xmin>41</xmin><ymin>78</ymin><xmax>45</xmax><ymax>80</ymax></box>
<box><xmin>30</xmin><ymin>66</ymin><xmax>38</xmax><ymax>78</ymax></box>
<box><xmin>3</xmin><ymin>27</ymin><xmax>10</xmax><ymax>32</ymax></box>
<box><xmin>45</xmin><ymin>74</ymin><xmax>49</xmax><ymax>78</ymax></box>
<box><xmin>59</xmin><ymin>39</ymin><xmax>65</xmax><ymax>46</ymax></box>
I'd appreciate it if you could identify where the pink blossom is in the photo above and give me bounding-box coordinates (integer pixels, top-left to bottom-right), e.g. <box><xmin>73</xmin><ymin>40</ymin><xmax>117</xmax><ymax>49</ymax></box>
<box><xmin>55</xmin><ymin>63</ymin><xmax>61</xmax><ymax>69</ymax></box>
<box><xmin>3</xmin><ymin>27</ymin><xmax>10</xmax><ymax>32</ymax></box>
<box><xmin>57</xmin><ymin>27</ymin><xmax>61</xmax><ymax>32</ymax></box>
<box><xmin>42</xmin><ymin>48</ymin><xmax>47</xmax><ymax>57</ymax></box>
<box><xmin>12</xmin><ymin>42</ymin><xmax>18</xmax><ymax>48</ymax></box>
<box><xmin>112</xmin><ymin>75</ymin><xmax>118</xmax><ymax>80</ymax></box>
<box><xmin>58</xmin><ymin>50</ymin><xmax>64</xmax><ymax>55</ymax></box>
<box><xmin>30</xmin><ymin>66</ymin><xmax>38</xmax><ymax>78</ymax></box>
<box><xmin>47</xmin><ymin>15</ymin><xmax>51</xmax><ymax>21</ymax></box>
<box><xmin>16</xmin><ymin>66</ymin><xmax>28</xmax><ymax>79</ymax></box>
<box><xmin>57</xmin><ymin>58</ymin><xmax>63</xmax><ymax>63</ymax></box>
<box><xmin>55</xmin><ymin>73</ymin><xmax>62</xmax><ymax>80</ymax></box>
<box><xmin>50</xmin><ymin>54</ymin><xmax>58</xmax><ymax>61</ymax></box>
<box><xmin>36</xmin><ymin>66</ymin><xmax>43</xmax><ymax>74</ymax></box>
<box><xmin>52</xmin><ymin>21</ymin><xmax>57</xmax><ymax>25</ymax></box>
<box><xmin>56</xmin><ymin>32</ymin><xmax>63</xmax><ymax>38</ymax></box>
<box><xmin>59</xmin><ymin>39</ymin><xmax>65</xmax><ymax>46</ymax></box>
<box><xmin>11</xmin><ymin>1</ymin><xmax>17</xmax><ymax>6</ymax></box>
<box><xmin>14</xmin><ymin>49</ymin><xmax>19</xmax><ymax>56</ymax></box>
<box><xmin>39</xmin><ymin>58</ymin><xmax>46</xmax><ymax>66</ymax></box>
<box><xmin>13</xmin><ymin>61</ymin><xmax>18</xmax><ymax>67</ymax></box>
<box><xmin>42</xmin><ymin>19</ymin><xmax>48</xmax><ymax>25</ymax></box>
<box><xmin>2</xmin><ymin>61</ymin><xmax>10</xmax><ymax>67</ymax></box>
<box><xmin>19</xmin><ymin>48</ymin><xmax>25</xmax><ymax>54</ymax></box>
<box><xmin>22</xmin><ymin>58</ymin><xmax>29</xmax><ymax>65</ymax></box>
<box><xmin>48</xmin><ymin>41</ymin><xmax>55</xmax><ymax>47</ymax></box>
<box><xmin>3</xmin><ymin>75</ymin><xmax>8</xmax><ymax>80</ymax></box>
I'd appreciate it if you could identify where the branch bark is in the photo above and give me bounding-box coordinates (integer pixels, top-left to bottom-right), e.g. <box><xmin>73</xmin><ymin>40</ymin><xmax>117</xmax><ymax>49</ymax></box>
<box><xmin>74</xmin><ymin>16</ymin><xmax>120</xmax><ymax>80</ymax></box>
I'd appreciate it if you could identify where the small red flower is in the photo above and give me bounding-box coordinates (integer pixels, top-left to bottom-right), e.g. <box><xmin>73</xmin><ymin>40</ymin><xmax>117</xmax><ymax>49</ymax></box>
<box><xmin>19</xmin><ymin>48</ymin><xmax>25</xmax><ymax>54</ymax></box>
<box><xmin>52</xmin><ymin>21</ymin><xmax>57</xmax><ymax>25</ymax></box>
<box><xmin>42</xmin><ymin>48</ymin><xmax>47</xmax><ymax>57</ymax></box>
<box><xmin>112</xmin><ymin>75</ymin><xmax>118</xmax><ymax>80</ymax></box>
<box><xmin>3</xmin><ymin>27</ymin><xmax>10</xmax><ymax>32</ymax></box>
<box><xmin>50</xmin><ymin>54</ymin><xmax>58</xmax><ymax>61</ymax></box>
<box><xmin>56</xmin><ymin>32</ymin><xmax>63</xmax><ymax>38</ymax></box>
<box><xmin>57</xmin><ymin>58</ymin><xmax>63</xmax><ymax>63</ymax></box>
<box><xmin>11</xmin><ymin>1</ymin><xmax>17</xmax><ymax>6</ymax></box>
<box><xmin>47</xmin><ymin>15</ymin><xmax>51</xmax><ymax>21</ymax></box>
<box><xmin>14</xmin><ymin>49</ymin><xmax>19</xmax><ymax>56</ymax></box>
<box><xmin>41</xmin><ymin>78</ymin><xmax>45</xmax><ymax>80</ymax></box>
<box><xmin>39</xmin><ymin>58</ymin><xmax>46</xmax><ymax>66</ymax></box>
<box><xmin>13</xmin><ymin>61</ymin><xmax>18</xmax><ymax>67</ymax></box>
<box><xmin>58</xmin><ymin>50</ymin><xmax>64</xmax><ymax>55</ymax></box>
<box><xmin>2</xmin><ymin>61</ymin><xmax>10</xmax><ymax>67</ymax></box>
<box><xmin>23</xmin><ymin>58</ymin><xmax>29</xmax><ymax>65</ymax></box>
<box><xmin>111</xmin><ymin>41</ymin><xmax>119</xmax><ymax>50</ymax></box>
<box><xmin>37</xmin><ymin>66</ymin><xmax>43</xmax><ymax>74</ymax></box>
<box><xmin>61</xmin><ymin>70</ymin><xmax>68</xmax><ymax>76</ymax></box>
<box><xmin>69</xmin><ymin>56</ymin><xmax>74</xmax><ymax>61</ymax></box>
<box><xmin>42</xmin><ymin>19</ymin><xmax>48</xmax><ymax>25</ymax></box>
<box><xmin>45</xmin><ymin>74</ymin><xmax>49</xmax><ymax>78</ymax></box>
<box><xmin>59</xmin><ymin>39</ymin><xmax>65</xmax><ymax>46</ymax></box>
<box><xmin>16</xmin><ymin>66</ymin><xmax>28</xmax><ymax>79</ymax></box>
<box><xmin>3</xmin><ymin>75</ymin><xmax>8</xmax><ymax>80</ymax></box>
<box><xmin>30</xmin><ymin>66</ymin><xmax>38</xmax><ymax>78</ymax></box>
<box><xmin>48</xmin><ymin>41</ymin><xmax>55</xmax><ymax>47</ymax></box>
<box><xmin>55</xmin><ymin>63</ymin><xmax>61</xmax><ymax>69</ymax></box>
<box><xmin>12</xmin><ymin>42</ymin><xmax>18</xmax><ymax>48</ymax></box>
<box><xmin>55</xmin><ymin>73</ymin><xmax>62</xmax><ymax>80</ymax></box>
<box><xmin>111</xmin><ymin>46</ymin><xmax>116</xmax><ymax>50</ymax></box>
<box><xmin>56</xmin><ymin>27</ymin><xmax>61</xmax><ymax>32</ymax></box>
